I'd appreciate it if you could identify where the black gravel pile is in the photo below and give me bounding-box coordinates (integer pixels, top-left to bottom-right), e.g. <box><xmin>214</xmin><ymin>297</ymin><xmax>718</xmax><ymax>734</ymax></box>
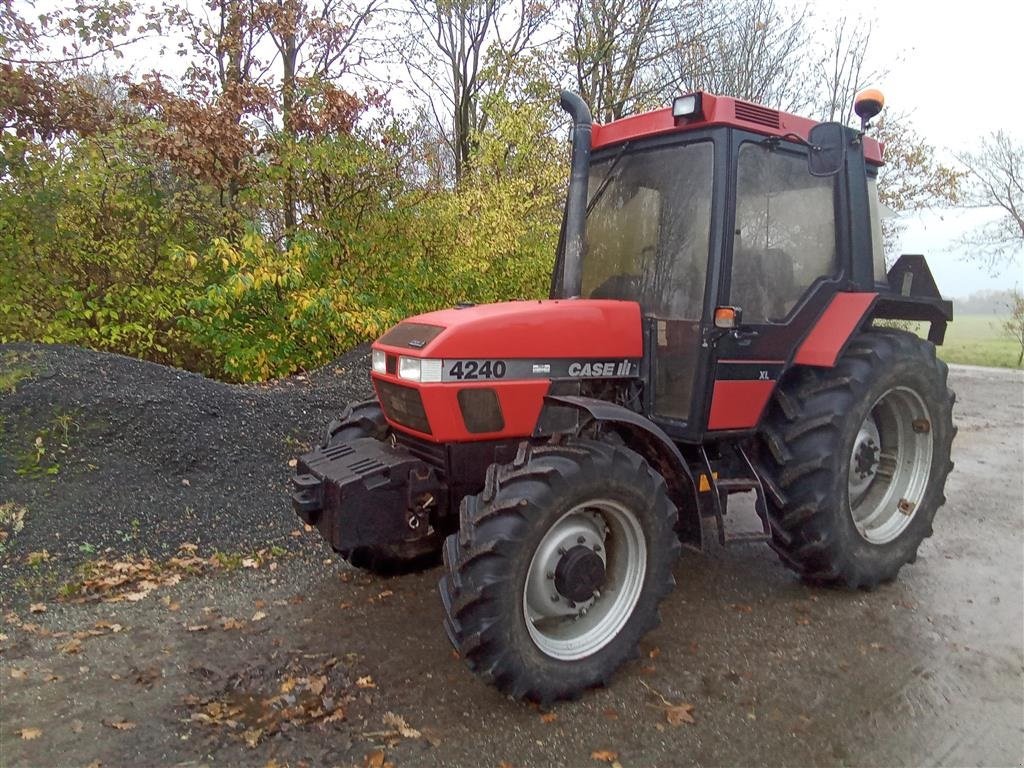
<box><xmin>0</xmin><ymin>343</ymin><xmax>373</xmax><ymax>594</ymax></box>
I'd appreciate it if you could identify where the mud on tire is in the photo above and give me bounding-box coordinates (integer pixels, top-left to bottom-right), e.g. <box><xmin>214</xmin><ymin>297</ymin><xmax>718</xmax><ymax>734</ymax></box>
<box><xmin>754</xmin><ymin>328</ymin><xmax>956</xmax><ymax>588</ymax></box>
<box><xmin>438</xmin><ymin>439</ymin><xmax>680</xmax><ymax>703</ymax></box>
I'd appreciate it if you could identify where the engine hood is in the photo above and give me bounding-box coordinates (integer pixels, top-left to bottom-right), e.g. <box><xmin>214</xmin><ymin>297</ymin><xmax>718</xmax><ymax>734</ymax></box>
<box><xmin>374</xmin><ymin>299</ymin><xmax>643</xmax><ymax>359</ymax></box>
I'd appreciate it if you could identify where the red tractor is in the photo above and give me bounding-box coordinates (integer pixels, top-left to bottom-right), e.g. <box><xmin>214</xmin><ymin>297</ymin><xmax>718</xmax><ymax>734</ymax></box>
<box><xmin>291</xmin><ymin>88</ymin><xmax>955</xmax><ymax>703</ymax></box>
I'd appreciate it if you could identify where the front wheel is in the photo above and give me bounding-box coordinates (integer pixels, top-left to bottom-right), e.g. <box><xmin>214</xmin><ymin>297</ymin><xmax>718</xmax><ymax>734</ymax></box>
<box><xmin>439</xmin><ymin>440</ymin><xmax>679</xmax><ymax>703</ymax></box>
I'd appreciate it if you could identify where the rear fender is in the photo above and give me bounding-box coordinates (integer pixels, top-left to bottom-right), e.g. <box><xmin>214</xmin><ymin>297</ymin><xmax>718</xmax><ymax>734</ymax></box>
<box><xmin>542</xmin><ymin>395</ymin><xmax>704</xmax><ymax>550</ymax></box>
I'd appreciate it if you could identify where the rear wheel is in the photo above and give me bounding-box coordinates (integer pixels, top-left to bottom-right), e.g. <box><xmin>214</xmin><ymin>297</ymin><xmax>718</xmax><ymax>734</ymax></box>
<box><xmin>439</xmin><ymin>439</ymin><xmax>679</xmax><ymax>702</ymax></box>
<box><xmin>755</xmin><ymin>329</ymin><xmax>955</xmax><ymax>588</ymax></box>
<box><xmin>326</xmin><ymin>401</ymin><xmax>442</xmax><ymax>576</ymax></box>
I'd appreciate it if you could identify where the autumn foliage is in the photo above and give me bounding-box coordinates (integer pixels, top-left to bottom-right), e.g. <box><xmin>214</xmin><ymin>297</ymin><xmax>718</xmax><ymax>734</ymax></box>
<box><xmin>0</xmin><ymin>0</ymin><xmax>563</xmax><ymax>380</ymax></box>
<box><xmin>0</xmin><ymin>0</ymin><xmax>962</xmax><ymax>381</ymax></box>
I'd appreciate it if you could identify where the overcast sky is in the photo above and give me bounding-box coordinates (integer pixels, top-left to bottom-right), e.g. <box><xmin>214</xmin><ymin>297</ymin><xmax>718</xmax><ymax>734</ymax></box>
<box><xmin>806</xmin><ymin>0</ymin><xmax>1023</xmax><ymax>297</ymax></box>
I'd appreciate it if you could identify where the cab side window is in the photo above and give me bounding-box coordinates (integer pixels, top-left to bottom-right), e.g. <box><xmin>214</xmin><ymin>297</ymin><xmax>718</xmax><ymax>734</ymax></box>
<box><xmin>731</xmin><ymin>143</ymin><xmax>837</xmax><ymax>322</ymax></box>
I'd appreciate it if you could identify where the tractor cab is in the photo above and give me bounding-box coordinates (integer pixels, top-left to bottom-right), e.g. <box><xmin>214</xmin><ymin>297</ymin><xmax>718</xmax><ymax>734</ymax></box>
<box><xmin>556</xmin><ymin>90</ymin><xmax>910</xmax><ymax>441</ymax></box>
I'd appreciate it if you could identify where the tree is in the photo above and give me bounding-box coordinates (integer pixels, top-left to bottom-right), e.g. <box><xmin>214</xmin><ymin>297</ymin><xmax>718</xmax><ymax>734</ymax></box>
<box><xmin>261</xmin><ymin>0</ymin><xmax>382</xmax><ymax>231</ymax></box>
<box><xmin>957</xmin><ymin>131</ymin><xmax>1024</xmax><ymax>271</ymax></box>
<box><xmin>398</xmin><ymin>0</ymin><xmax>553</xmax><ymax>185</ymax></box>
<box><xmin>810</xmin><ymin>15</ymin><xmax>880</xmax><ymax>123</ymax></box>
<box><xmin>1002</xmin><ymin>289</ymin><xmax>1024</xmax><ymax>367</ymax></box>
<box><xmin>670</xmin><ymin>0</ymin><xmax>809</xmax><ymax>113</ymax></box>
<box><xmin>564</xmin><ymin>0</ymin><xmax>683</xmax><ymax>123</ymax></box>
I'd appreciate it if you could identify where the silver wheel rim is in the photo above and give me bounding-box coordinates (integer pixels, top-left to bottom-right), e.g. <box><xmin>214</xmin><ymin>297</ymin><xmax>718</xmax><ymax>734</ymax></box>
<box><xmin>522</xmin><ymin>499</ymin><xmax>647</xmax><ymax>660</ymax></box>
<box><xmin>848</xmin><ymin>387</ymin><xmax>934</xmax><ymax>545</ymax></box>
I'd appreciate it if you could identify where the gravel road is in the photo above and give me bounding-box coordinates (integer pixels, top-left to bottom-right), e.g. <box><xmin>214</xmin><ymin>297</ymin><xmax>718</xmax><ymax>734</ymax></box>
<box><xmin>1</xmin><ymin>348</ymin><xmax>1021</xmax><ymax>767</ymax></box>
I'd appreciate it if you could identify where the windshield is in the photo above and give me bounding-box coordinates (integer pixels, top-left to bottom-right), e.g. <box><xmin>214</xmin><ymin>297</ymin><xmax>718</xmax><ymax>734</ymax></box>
<box><xmin>581</xmin><ymin>141</ymin><xmax>714</xmax><ymax>320</ymax></box>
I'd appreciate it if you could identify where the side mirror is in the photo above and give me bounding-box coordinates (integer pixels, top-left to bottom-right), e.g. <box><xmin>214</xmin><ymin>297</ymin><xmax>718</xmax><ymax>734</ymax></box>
<box><xmin>807</xmin><ymin>122</ymin><xmax>847</xmax><ymax>177</ymax></box>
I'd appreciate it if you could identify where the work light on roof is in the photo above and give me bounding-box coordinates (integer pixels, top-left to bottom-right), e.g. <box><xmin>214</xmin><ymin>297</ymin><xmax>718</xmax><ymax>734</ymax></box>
<box><xmin>672</xmin><ymin>93</ymin><xmax>703</xmax><ymax>120</ymax></box>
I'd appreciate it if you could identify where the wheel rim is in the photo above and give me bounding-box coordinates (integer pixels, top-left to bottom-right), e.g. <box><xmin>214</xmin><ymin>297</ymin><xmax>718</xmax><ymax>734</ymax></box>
<box><xmin>522</xmin><ymin>499</ymin><xmax>647</xmax><ymax>661</ymax></box>
<box><xmin>848</xmin><ymin>387</ymin><xmax>934</xmax><ymax>545</ymax></box>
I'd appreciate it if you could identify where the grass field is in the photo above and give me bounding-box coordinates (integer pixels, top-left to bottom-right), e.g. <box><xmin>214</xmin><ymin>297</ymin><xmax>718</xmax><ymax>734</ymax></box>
<box><xmin>922</xmin><ymin>313</ymin><xmax>1023</xmax><ymax>369</ymax></box>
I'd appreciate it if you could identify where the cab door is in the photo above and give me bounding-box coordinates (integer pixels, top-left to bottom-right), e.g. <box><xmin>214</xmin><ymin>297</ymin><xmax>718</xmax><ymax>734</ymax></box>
<box><xmin>704</xmin><ymin>132</ymin><xmax>844</xmax><ymax>432</ymax></box>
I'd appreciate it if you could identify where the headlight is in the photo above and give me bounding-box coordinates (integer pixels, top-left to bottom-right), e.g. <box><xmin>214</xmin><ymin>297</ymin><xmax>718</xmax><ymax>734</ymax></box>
<box><xmin>398</xmin><ymin>356</ymin><xmax>421</xmax><ymax>381</ymax></box>
<box><xmin>371</xmin><ymin>349</ymin><xmax>386</xmax><ymax>374</ymax></box>
<box><xmin>396</xmin><ymin>357</ymin><xmax>443</xmax><ymax>382</ymax></box>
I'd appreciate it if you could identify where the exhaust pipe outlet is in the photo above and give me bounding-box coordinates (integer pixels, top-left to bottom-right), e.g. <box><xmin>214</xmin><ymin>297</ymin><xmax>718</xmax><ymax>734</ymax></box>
<box><xmin>556</xmin><ymin>91</ymin><xmax>592</xmax><ymax>299</ymax></box>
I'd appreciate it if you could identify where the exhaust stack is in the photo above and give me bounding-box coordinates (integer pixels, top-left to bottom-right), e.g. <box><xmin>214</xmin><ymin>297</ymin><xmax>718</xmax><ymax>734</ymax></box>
<box><xmin>555</xmin><ymin>91</ymin><xmax>592</xmax><ymax>299</ymax></box>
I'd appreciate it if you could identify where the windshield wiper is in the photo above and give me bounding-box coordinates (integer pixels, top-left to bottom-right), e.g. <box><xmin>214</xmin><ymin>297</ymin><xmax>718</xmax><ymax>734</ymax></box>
<box><xmin>586</xmin><ymin>142</ymin><xmax>630</xmax><ymax>216</ymax></box>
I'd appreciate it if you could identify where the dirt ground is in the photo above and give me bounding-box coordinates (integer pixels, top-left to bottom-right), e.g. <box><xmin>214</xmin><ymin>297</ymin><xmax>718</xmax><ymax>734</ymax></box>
<box><xmin>1</xmin><ymin>352</ymin><xmax>1022</xmax><ymax>768</ymax></box>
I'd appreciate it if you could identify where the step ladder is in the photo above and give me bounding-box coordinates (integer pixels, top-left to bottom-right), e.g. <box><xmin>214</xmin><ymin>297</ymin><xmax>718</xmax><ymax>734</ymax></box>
<box><xmin>697</xmin><ymin>443</ymin><xmax>772</xmax><ymax>546</ymax></box>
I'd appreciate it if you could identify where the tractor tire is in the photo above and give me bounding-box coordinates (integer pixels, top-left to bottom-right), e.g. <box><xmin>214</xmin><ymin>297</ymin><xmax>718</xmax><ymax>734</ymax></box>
<box><xmin>754</xmin><ymin>328</ymin><xmax>956</xmax><ymax>588</ymax></box>
<box><xmin>325</xmin><ymin>401</ymin><xmax>442</xmax><ymax>576</ymax></box>
<box><xmin>439</xmin><ymin>439</ymin><xmax>679</xmax><ymax>703</ymax></box>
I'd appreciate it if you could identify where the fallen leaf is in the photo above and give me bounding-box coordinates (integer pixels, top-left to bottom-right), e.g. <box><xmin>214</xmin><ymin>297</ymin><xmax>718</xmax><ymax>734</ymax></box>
<box><xmin>648</xmin><ymin>647</ymin><xmax>661</xmax><ymax>659</ymax></box>
<box><xmin>365</xmin><ymin>749</ymin><xmax>386</xmax><ymax>768</ymax></box>
<box><xmin>243</xmin><ymin>728</ymin><xmax>263</xmax><ymax>748</ymax></box>
<box><xmin>58</xmin><ymin>638</ymin><xmax>82</xmax><ymax>655</ymax></box>
<box><xmin>186</xmin><ymin>624</ymin><xmax>209</xmax><ymax>632</ymax></box>
<box><xmin>323</xmin><ymin>707</ymin><xmax>347</xmax><ymax>724</ymax></box>
<box><xmin>356</xmin><ymin>675</ymin><xmax>376</xmax><ymax>689</ymax></box>
<box><xmin>383</xmin><ymin>711</ymin><xmax>421</xmax><ymax>738</ymax></box>
<box><xmin>377</xmin><ymin>590</ymin><xmax>394</xmax><ymax>600</ymax></box>
<box><xmin>540</xmin><ymin>712</ymin><xmax>558</xmax><ymax>724</ymax></box>
<box><xmin>86</xmin><ymin>761</ymin><xmax>102</xmax><ymax>768</ymax></box>
<box><xmin>19</xmin><ymin>727</ymin><xmax>42</xmax><ymax>740</ymax></box>
<box><xmin>242</xmin><ymin>558</ymin><xmax>258</xmax><ymax>569</ymax></box>
<box><xmin>308</xmin><ymin>675</ymin><xmax>328</xmax><ymax>696</ymax></box>
<box><xmin>70</xmin><ymin>720</ymin><xmax>84</xmax><ymax>733</ymax></box>
<box><xmin>731</xmin><ymin>603</ymin><xmax>753</xmax><ymax>613</ymax></box>
<box><xmin>287</xmin><ymin>458</ymin><xmax>298</xmax><ymax>467</ymax></box>
<box><xmin>591</xmin><ymin>750</ymin><xmax>618</xmax><ymax>763</ymax></box>
<box><xmin>11</xmin><ymin>667</ymin><xmax>28</xmax><ymax>679</ymax></box>
<box><xmin>29</xmin><ymin>603</ymin><xmax>46</xmax><ymax>614</ymax></box>
<box><xmin>602</xmin><ymin>708</ymin><xmax>619</xmax><ymax>720</ymax></box>
<box><xmin>181</xmin><ymin>478</ymin><xmax>190</xmax><ymax>487</ymax></box>
<box><xmin>251</xmin><ymin>611</ymin><xmax>267</xmax><ymax>622</ymax></box>
<box><xmin>666</xmin><ymin>703</ymin><xmax>696</xmax><ymax>725</ymax></box>
<box><xmin>44</xmin><ymin>673</ymin><xmax>61</xmax><ymax>682</ymax></box>
<box><xmin>220</xmin><ymin>617</ymin><xmax>245</xmax><ymax>630</ymax></box>
<box><xmin>289</xmin><ymin>530</ymin><xmax>302</xmax><ymax>537</ymax></box>
<box><xmin>103</xmin><ymin>719</ymin><xmax>136</xmax><ymax>731</ymax></box>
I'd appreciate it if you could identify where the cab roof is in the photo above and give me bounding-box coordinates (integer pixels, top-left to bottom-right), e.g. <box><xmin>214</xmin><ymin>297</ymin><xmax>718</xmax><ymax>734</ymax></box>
<box><xmin>592</xmin><ymin>92</ymin><xmax>884</xmax><ymax>165</ymax></box>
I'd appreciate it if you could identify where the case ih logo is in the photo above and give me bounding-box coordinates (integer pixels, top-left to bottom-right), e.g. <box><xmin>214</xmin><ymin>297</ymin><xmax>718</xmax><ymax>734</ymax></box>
<box><xmin>568</xmin><ymin>360</ymin><xmax>633</xmax><ymax>377</ymax></box>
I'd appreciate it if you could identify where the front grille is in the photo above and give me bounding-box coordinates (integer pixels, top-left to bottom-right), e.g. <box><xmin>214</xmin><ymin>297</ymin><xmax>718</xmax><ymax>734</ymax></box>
<box><xmin>376</xmin><ymin>380</ymin><xmax>431</xmax><ymax>434</ymax></box>
<box><xmin>734</xmin><ymin>100</ymin><xmax>781</xmax><ymax>128</ymax></box>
